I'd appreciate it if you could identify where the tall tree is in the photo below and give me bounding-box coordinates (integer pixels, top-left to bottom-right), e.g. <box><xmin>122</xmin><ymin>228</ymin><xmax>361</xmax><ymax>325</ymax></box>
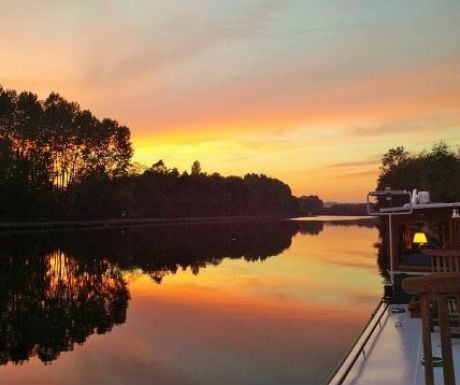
<box><xmin>377</xmin><ymin>142</ymin><xmax>460</xmax><ymax>202</ymax></box>
<box><xmin>0</xmin><ymin>85</ymin><xmax>133</xmax><ymax>220</ymax></box>
<box><xmin>191</xmin><ymin>160</ymin><xmax>202</xmax><ymax>176</ymax></box>
<box><xmin>380</xmin><ymin>146</ymin><xmax>409</xmax><ymax>173</ymax></box>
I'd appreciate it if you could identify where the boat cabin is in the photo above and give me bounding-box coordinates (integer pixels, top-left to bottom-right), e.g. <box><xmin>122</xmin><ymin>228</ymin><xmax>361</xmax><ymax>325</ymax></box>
<box><xmin>368</xmin><ymin>188</ymin><xmax>460</xmax><ymax>274</ymax></box>
<box><xmin>327</xmin><ymin>189</ymin><xmax>460</xmax><ymax>385</ymax></box>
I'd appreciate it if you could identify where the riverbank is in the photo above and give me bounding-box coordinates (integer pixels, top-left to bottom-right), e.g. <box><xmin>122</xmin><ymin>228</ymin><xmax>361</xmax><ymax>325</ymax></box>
<box><xmin>0</xmin><ymin>215</ymin><xmax>289</xmax><ymax>232</ymax></box>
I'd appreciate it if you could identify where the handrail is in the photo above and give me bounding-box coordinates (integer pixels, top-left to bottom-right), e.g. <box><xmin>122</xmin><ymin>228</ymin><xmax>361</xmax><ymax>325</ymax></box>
<box><xmin>366</xmin><ymin>189</ymin><xmax>412</xmax><ymax>216</ymax></box>
<box><xmin>326</xmin><ymin>298</ymin><xmax>389</xmax><ymax>385</ymax></box>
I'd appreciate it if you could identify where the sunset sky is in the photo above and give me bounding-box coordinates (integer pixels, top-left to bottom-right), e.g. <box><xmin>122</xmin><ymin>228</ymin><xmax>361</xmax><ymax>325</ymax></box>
<box><xmin>1</xmin><ymin>1</ymin><xmax>459</xmax><ymax>202</ymax></box>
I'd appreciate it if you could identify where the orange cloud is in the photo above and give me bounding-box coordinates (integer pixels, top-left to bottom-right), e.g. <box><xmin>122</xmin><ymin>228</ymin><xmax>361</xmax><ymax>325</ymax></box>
<box><xmin>1</xmin><ymin>2</ymin><xmax>458</xmax><ymax>202</ymax></box>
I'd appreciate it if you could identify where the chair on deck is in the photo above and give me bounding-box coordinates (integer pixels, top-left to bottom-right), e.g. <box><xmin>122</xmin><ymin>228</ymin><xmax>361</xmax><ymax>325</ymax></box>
<box><xmin>423</xmin><ymin>249</ymin><xmax>460</xmax><ymax>273</ymax></box>
<box><xmin>403</xmin><ymin>273</ymin><xmax>460</xmax><ymax>385</ymax></box>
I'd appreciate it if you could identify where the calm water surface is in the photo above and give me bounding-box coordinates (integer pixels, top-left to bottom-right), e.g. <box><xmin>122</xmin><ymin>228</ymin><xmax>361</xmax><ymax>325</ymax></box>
<box><xmin>0</xmin><ymin>218</ymin><xmax>382</xmax><ymax>385</ymax></box>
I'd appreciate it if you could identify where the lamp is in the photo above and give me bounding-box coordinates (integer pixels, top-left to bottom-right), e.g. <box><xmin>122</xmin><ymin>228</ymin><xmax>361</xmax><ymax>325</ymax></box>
<box><xmin>453</xmin><ymin>209</ymin><xmax>460</xmax><ymax>219</ymax></box>
<box><xmin>413</xmin><ymin>232</ymin><xmax>427</xmax><ymax>245</ymax></box>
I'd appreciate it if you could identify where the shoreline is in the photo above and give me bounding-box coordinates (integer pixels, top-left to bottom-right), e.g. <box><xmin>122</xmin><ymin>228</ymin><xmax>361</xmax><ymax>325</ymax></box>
<box><xmin>0</xmin><ymin>215</ymin><xmax>288</xmax><ymax>232</ymax></box>
<box><xmin>0</xmin><ymin>214</ymin><xmax>374</xmax><ymax>232</ymax></box>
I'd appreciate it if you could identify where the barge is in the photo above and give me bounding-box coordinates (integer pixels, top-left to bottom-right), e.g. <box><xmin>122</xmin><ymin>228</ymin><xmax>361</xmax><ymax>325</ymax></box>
<box><xmin>327</xmin><ymin>188</ymin><xmax>460</xmax><ymax>385</ymax></box>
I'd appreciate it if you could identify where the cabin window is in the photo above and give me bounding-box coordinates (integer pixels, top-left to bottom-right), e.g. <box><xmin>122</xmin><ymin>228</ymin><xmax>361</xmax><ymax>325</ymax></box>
<box><xmin>398</xmin><ymin>222</ymin><xmax>430</xmax><ymax>266</ymax></box>
<box><xmin>424</xmin><ymin>220</ymin><xmax>449</xmax><ymax>249</ymax></box>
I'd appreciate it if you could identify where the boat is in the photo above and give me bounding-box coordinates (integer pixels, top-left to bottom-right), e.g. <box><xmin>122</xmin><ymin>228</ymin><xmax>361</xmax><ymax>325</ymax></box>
<box><xmin>326</xmin><ymin>188</ymin><xmax>460</xmax><ymax>385</ymax></box>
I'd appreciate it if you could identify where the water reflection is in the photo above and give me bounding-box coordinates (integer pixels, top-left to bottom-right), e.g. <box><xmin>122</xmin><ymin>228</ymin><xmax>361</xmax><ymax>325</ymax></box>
<box><xmin>0</xmin><ymin>218</ymin><xmax>377</xmax><ymax>370</ymax></box>
<box><xmin>0</xmin><ymin>250</ymin><xmax>128</xmax><ymax>365</ymax></box>
<box><xmin>297</xmin><ymin>221</ymin><xmax>324</xmax><ymax>235</ymax></box>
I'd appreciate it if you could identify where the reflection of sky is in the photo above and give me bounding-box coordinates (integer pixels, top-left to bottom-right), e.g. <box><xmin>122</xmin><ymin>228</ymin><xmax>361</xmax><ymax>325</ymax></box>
<box><xmin>134</xmin><ymin>223</ymin><xmax>381</xmax><ymax>305</ymax></box>
<box><xmin>0</xmin><ymin>224</ymin><xmax>381</xmax><ymax>385</ymax></box>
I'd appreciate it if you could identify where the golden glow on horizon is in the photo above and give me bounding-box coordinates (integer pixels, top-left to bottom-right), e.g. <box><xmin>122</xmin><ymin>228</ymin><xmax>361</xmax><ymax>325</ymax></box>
<box><xmin>1</xmin><ymin>1</ymin><xmax>459</xmax><ymax>201</ymax></box>
<box><xmin>128</xmin><ymin>56</ymin><xmax>460</xmax><ymax>201</ymax></box>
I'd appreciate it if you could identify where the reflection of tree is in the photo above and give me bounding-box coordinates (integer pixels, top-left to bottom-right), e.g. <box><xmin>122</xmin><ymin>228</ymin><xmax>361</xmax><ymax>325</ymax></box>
<box><xmin>326</xmin><ymin>218</ymin><xmax>377</xmax><ymax>228</ymax></box>
<box><xmin>295</xmin><ymin>218</ymin><xmax>377</xmax><ymax>235</ymax></box>
<box><xmin>297</xmin><ymin>222</ymin><xmax>324</xmax><ymax>235</ymax></box>
<box><xmin>1</xmin><ymin>220</ymin><xmax>299</xmax><ymax>285</ymax></box>
<box><xmin>0</xmin><ymin>249</ymin><xmax>129</xmax><ymax>365</ymax></box>
<box><xmin>0</xmin><ymin>219</ymin><xmax>298</xmax><ymax>366</ymax></box>
<box><xmin>63</xmin><ymin>220</ymin><xmax>300</xmax><ymax>283</ymax></box>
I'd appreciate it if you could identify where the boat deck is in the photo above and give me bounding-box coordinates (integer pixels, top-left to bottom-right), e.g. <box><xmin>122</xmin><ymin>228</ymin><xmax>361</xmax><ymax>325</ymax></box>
<box><xmin>329</xmin><ymin>303</ymin><xmax>460</xmax><ymax>385</ymax></box>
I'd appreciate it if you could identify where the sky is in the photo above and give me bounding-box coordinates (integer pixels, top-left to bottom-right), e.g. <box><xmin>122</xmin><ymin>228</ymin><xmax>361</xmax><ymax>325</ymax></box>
<box><xmin>0</xmin><ymin>0</ymin><xmax>459</xmax><ymax>202</ymax></box>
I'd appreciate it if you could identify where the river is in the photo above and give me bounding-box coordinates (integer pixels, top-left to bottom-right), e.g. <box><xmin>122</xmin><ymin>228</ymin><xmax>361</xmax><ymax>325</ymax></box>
<box><xmin>0</xmin><ymin>217</ymin><xmax>383</xmax><ymax>385</ymax></box>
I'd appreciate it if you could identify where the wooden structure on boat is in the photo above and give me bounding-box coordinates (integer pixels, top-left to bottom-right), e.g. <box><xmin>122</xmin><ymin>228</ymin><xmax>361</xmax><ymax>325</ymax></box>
<box><xmin>327</xmin><ymin>188</ymin><xmax>460</xmax><ymax>385</ymax></box>
<box><xmin>368</xmin><ymin>188</ymin><xmax>460</xmax><ymax>274</ymax></box>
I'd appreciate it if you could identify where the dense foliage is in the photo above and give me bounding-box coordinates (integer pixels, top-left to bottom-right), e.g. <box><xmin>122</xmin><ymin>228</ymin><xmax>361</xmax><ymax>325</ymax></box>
<box><xmin>1</xmin><ymin>86</ymin><xmax>300</xmax><ymax>221</ymax></box>
<box><xmin>73</xmin><ymin>160</ymin><xmax>297</xmax><ymax>219</ymax></box>
<box><xmin>377</xmin><ymin>142</ymin><xmax>460</xmax><ymax>202</ymax></box>
<box><xmin>0</xmin><ymin>86</ymin><xmax>132</xmax><ymax>220</ymax></box>
<box><xmin>296</xmin><ymin>195</ymin><xmax>324</xmax><ymax>215</ymax></box>
<box><xmin>322</xmin><ymin>203</ymin><xmax>368</xmax><ymax>216</ymax></box>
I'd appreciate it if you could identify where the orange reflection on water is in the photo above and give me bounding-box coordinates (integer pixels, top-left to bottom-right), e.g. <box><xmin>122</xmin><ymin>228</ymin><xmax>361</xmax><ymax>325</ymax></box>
<box><xmin>129</xmin><ymin>273</ymin><xmax>373</xmax><ymax>325</ymax></box>
<box><xmin>46</xmin><ymin>250</ymin><xmax>122</xmax><ymax>299</ymax></box>
<box><xmin>127</xmin><ymin>222</ymin><xmax>381</xmax><ymax>308</ymax></box>
<box><xmin>0</xmin><ymin>222</ymin><xmax>382</xmax><ymax>385</ymax></box>
<box><xmin>118</xmin><ymin>223</ymin><xmax>382</xmax><ymax>384</ymax></box>
<box><xmin>124</xmin><ymin>222</ymin><xmax>382</xmax><ymax>349</ymax></box>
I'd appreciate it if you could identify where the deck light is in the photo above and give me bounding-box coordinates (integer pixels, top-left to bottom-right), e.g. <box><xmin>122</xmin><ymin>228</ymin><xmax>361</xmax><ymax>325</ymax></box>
<box><xmin>413</xmin><ymin>232</ymin><xmax>427</xmax><ymax>245</ymax></box>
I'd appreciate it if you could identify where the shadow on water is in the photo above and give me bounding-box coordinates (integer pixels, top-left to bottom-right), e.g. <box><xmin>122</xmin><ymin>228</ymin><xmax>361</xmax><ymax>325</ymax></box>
<box><xmin>0</xmin><ymin>217</ymin><xmax>376</xmax><ymax>366</ymax></box>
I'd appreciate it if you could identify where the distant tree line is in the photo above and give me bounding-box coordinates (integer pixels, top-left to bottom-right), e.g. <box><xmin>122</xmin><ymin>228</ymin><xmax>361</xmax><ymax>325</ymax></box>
<box><xmin>296</xmin><ymin>195</ymin><xmax>324</xmax><ymax>215</ymax></box>
<box><xmin>322</xmin><ymin>203</ymin><xmax>368</xmax><ymax>216</ymax></box>
<box><xmin>74</xmin><ymin>160</ymin><xmax>297</xmax><ymax>219</ymax></box>
<box><xmin>1</xmin><ymin>86</ymin><xmax>305</xmax><ymax>221</ymax></box>
<box><xmin>377</xmin><ymin>142</ymin><xmax>460</xmax><ymax>202</ymax></box>
<box><xmin>295</xmin><ymin>196</ymin><xmax>369</xmax><ymax>216</ymax></box>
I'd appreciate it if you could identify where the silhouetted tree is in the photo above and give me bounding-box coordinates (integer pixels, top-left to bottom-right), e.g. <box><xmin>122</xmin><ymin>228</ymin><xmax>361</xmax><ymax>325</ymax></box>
<box><xmin>2</xmin><ymin>85</ymin><xmax>339</xmax><ymax>221</ymax></box>
<box><xmin>124</xmin><ymin>161</ymin><xmax>297</xmax><ymax>218</ymax></box>
<box><xmin>297</xmin><ymin>195</ymin><xmax>323</xmax><ymax>215</ymax></box>
<box><xmin>380</xmin><ymin>146</ymin><xmax>409</xmax><ymax>173</ymax></box>
<box><xmin>323</xmin><ymin>203</ymin><xmax>368</xmax><ymax>216</ymax></box>
<box><xmin>0</xmin><ymin>85</ymin><xmax>133</xmax><ymax>221</ymax></box>
<box><xmin>191</xmin><ymin>160</ymin><xmax>202</xmax><ymax>176</ymax></box>
<box><xmin>377</xmin><ymin>142</ymin><xmax>460</xmax><ymax>202</ymax></box>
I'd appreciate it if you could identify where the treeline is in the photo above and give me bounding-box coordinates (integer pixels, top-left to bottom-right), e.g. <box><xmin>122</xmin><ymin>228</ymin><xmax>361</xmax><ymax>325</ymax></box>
<box><xmin>377</xmin><ymin>142</ymin><xmax>460</xmax><ymax>202</ymax></box>
<box><xmin>296</xmin><ymin>195</ymin><xmax>368</xmax><ymax>216</ymax></box>
<box><xmin>9</xmin><ymin>86</ymin><xmax>455</xmax><ymax>222</ymax></box>
<box><xmin>72</xmin><ymin>160</ymin><xmax>297</xmax><ymax>219</ymax></box>
<box><xmin>0</xmin><ymin>86</ymin><xmax>301</xmax><ymax>221</ymax></box>
<box><xmin>322</xmin><ymin>203</ymin><xmax>368</xmax><ymax>216</ymax></box>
